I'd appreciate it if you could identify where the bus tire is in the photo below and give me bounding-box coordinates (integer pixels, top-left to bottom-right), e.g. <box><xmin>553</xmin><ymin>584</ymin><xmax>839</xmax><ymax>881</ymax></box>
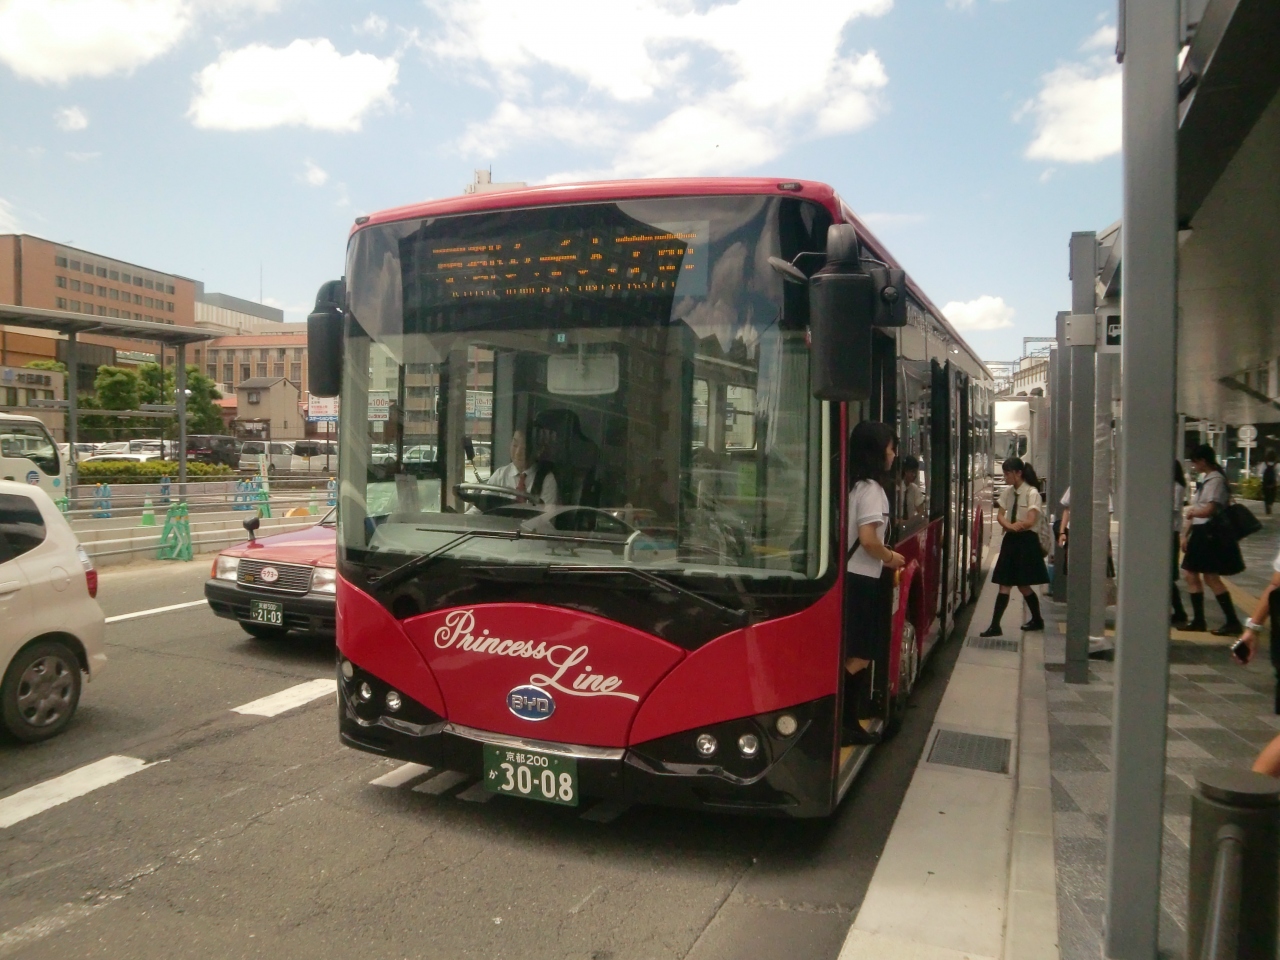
<box><xmin>883</xmin><ymin>622</ymin><xmax>917</xmax><ymax>741</ymax></box>
<box><xmin>242</xmin><ymin>622</ymin><xmax>288</xmax><ymax>641</ymax></box>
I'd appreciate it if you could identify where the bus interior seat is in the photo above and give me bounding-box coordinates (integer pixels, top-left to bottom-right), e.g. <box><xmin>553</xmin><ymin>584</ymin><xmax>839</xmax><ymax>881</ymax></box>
<box><xmin>531</xmin><ymin>408</ymin><xmax>600</xmax><ymax>508</ymax></box>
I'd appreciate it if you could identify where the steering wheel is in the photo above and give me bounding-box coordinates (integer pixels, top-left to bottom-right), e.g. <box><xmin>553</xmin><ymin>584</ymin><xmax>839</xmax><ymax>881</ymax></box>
<box><xmin>454</xmin><ymin>482</ymin><xmax>543</xmax><ymax>511</ymax></box>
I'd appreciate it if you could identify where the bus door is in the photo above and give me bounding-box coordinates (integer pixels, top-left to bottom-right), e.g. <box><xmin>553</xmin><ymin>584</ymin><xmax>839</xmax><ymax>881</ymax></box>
<box><xmin>0</xmin><ymin>418</ymin><xmax>63</xmax><ymax>500</ymax></box>
<box><xmin>929</xmin><ymin>361</ymin><xmax>951</xmax><ymax>635</ymax></box>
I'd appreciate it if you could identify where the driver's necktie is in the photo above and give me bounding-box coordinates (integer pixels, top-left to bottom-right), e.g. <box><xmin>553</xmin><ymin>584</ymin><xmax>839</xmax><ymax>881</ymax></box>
<box><xmin>516</xmin><ymin>471</ymin><xmax>526</xmax><ymax>493</ymax></box>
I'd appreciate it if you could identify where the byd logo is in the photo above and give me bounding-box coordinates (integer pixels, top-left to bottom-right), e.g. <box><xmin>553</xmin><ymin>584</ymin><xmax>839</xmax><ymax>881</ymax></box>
<box><xmin>507</xmin><ymin>685</ymin><xmax>555</xmax><ymax>721</ymax></box>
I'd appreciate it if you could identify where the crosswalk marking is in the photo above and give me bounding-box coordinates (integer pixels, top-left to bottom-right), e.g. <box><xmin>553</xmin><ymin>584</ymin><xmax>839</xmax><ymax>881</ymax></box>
<box><xmin>231</xmin><ymin>679</ymin><xmax>337</xmax><ymax>718</ymax></box>
<box><xmin>412</xmin><ymin>770</ymin><xmax>469</xmax><ymax>796</ymax></box>
<box><xmin>455</xmin><ymin>782</ymin><xmax>494</xmax><ymax>803</ymax></box>
<box><xmin>0</xmin><ymin>756</ymin><xmax>157</xmax><ymax>830</ymax></box>
<box><xmin>369</xmin><ymin>763</ymin><xmax>432</xmax><ymax>788</ymax></box>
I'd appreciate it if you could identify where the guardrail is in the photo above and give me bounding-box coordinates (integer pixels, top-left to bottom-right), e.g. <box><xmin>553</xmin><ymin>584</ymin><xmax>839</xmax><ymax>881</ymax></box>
<box><xmin>58</xmin><ymin>476</ymin><xmax>336</xmax><ymax>521</ymax></box>
<box><xmin>1188</xmin><ymin>769</ymin><xmax>1280</xmax><ymax>960</ymax></box>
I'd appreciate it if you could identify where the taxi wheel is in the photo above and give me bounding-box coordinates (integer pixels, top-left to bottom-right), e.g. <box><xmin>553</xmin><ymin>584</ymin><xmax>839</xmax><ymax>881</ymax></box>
<box><xmin>1</xmin><ymin>640</ymin><xmax>83</xmax><ymax>743</ymax></box>
<box><xmin>241</xmin><ymin>622</ymin><xmax>288</xmax><ymax>641</ymax></box>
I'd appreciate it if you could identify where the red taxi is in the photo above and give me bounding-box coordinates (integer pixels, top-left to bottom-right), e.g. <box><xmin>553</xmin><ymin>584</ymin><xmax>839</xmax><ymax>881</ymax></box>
<box><xmin>204</xmin><ymin>511</ymin><xmax>337</xmax><ymax>639</ymax></box>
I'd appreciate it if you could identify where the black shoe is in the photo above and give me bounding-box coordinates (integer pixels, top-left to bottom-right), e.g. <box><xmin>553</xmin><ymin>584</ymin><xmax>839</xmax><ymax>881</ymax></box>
<box><xmin>1212</xmin><ymin>622</ymin><xmax>1244</xmax><ymax>637</ymax></box>
<box><xmin>979</xmin><ymin>625</ymin><xmax>1003</xmax><ymax>638</ymax></box>
<box><xmin>841</xmin><ymin>724</ymin><xmax>881</xmax><ymax>746</ymax></box>
<box><xmin>1021</xmin><ymin>619</ymin><xmax>1045</xmax><ymax>632</ymax></box>
<box><xmin>1171</xmin><ymin>612</ymin><xmax>1189</xmax><ymax>627</ymax></box>
<box><xmin>1185</xmin><ymin>620</ymin><xmax>1207</xmax><ymax>632</ymax></box>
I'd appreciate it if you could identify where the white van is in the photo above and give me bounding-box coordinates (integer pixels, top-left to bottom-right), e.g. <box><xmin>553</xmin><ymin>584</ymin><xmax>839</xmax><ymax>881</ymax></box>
<box><xmin>238</xmin><ymin>440</ymin><xmax>293</xmax><ymax>474</ymax></box>
<box><xmin>0</xmin><ymin>415</ymin><xmax>65</xmax><ymax>500</ymax></box>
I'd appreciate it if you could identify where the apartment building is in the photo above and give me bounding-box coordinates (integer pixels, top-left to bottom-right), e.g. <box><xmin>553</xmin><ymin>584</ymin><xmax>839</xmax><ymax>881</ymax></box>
<box><xmin>199</xmin><ymin>330</ymin><xmax>308</xmax><ymax>397</ymax></box>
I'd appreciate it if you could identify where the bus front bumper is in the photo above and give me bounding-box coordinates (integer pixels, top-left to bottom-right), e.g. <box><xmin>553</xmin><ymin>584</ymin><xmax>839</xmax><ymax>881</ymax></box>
<box><xmin>338</xmin><ymin>658</ymin><xmax>838</xmax><ymax>818</ymax></box>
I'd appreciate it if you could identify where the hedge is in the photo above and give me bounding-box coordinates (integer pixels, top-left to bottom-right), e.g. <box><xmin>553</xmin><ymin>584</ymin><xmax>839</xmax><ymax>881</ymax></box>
<box><xmin>76</xmin><ymin>460</ymin><xmax>234</xmax><ymax>484</ymax></box>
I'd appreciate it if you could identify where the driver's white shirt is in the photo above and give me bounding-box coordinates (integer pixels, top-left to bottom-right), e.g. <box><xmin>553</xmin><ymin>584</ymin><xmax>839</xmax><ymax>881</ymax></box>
<box><xmin>489</xmin><ymin>461</ymin><xmax>558</xmax><ymax>506</ymax></box>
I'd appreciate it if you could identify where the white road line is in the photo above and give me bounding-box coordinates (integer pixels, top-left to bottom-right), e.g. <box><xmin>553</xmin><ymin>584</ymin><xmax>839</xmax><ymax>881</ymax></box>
<box><xmin>455</xmin><ymin>782</ymin><xmax>494</xmax><ymax>803</ymax></box>
<box><xmin>412</xmin><ymin>771</ymin><xmax>469</xmax><ymax>796</ymax></box>
<box><xmin>105</xmin><ymin>599</ymin><xmax>207</xmax><ymax>623</ymax></box>
<box><xmin>231</xmin><ymin>679</ymin><xmax>337</xmax><ymax>718</ymax></box>
<box><xmin>369</xmin><ymin>763</ymin><xmax>432</xmax><ymax>788</ymax></box>
<box><xmin>579</xmin><ymin>799</ymin><xmax>631</xmax><ymax>823</ymax></box>
<box><xmin>0</xmin><ymin>895</ymin><xmax>122</xmax><ymax>958</ymax></box>
<box><xmin>0</xmin><ymin>756</ymin><xmax>156</xmax><ymax>830</ymax></box>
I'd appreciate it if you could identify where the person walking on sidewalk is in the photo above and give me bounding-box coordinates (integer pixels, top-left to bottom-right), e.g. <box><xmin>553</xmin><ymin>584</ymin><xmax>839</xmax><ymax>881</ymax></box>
<box><xmin>1181</xmin><ymin>443</ymin><xmax>1245</xmax><ymax>635</ymax></box>
<box><xmin>1230</xmin><ymin>542</ymin><xmax>1280</xmax><ymax>713</ymax></box>
<box><xmin>1263</xmin><ymin>451</ymin><xmax>1277</xmax><ymax>515</ymax></box>
<box><xmin>980</xmin><ymin>457</ymin><xmax>1048</xmax><ymax>637</ymax></box>
<box><xmin>1172</xmin><ymin>460</ymin><xmax>1190</xmax><ymax>625</ymax></box>
<box><xmin>842</xmin><ymin>420</ymin><xmax>905</xmax><ymax>746</ymax></box>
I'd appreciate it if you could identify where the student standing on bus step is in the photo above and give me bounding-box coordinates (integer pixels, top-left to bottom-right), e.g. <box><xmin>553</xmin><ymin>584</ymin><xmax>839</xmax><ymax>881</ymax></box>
<box><xmin>1181</xmin><ymin>444</ymin><xmax>1244</xmax><ymax>634</ymax></box>
<box><xmin>1263</xmin><ymin>451</ymin><xmax>1277</xmax><ymax>515</ymax></box>
<box><xmin>980</xmin><ymin>457</ymin><xmax>1049</xmax><ymax>637</ymax></box>
<box><xmin>1172</xmin><ymin>460</ymin><xmax>1190</xmax><ymax>625</ymax></box>
<box><xmin>1231</xmin><ymin>540</ymin><xmax>1280</xmax><ymax>714</ymax></box>
<box><xmin>843</xmin><ymin>421</ymin><xmax>906</xmax><ymax>746</ymax></box>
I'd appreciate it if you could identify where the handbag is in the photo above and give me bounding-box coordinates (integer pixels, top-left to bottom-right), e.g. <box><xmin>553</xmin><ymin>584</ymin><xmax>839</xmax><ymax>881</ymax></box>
<box><xmin>1224</xmin><ymin>502</ymin><xmax>1262</xmax><ymax>540</ymax></box>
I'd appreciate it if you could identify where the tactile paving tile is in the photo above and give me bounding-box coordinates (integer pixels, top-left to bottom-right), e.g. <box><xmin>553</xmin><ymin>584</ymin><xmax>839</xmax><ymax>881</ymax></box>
<box><xmin>967</xmin><ymin>634</ymin><xmax>1021</xmax><ymax>652</ymax></box>
<box><xmin>927</xmin><ymin>729</ymin><xmax>1012</xmax><ymax>774</ymax></box>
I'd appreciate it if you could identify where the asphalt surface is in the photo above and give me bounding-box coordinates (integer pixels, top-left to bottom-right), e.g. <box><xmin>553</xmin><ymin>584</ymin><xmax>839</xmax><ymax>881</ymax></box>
<box><xmin>0</xmin><ymin>560</ymin><xmax>972</xmax><ymax>960</ymax></box>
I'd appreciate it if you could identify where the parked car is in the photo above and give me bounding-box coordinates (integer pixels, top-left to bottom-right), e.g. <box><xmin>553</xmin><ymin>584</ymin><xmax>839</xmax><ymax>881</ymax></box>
<box><xmin>80</xmin><ymin>453</ymin><xmax>163</xmax><ymax>464</ymax></box>
<box><xmin>290</xmin><ymin>440</ymin><xmax>337</xmax><ymax>473</ymax></box>
<box><xmin>204</xmin><ymin>510</ymin><xmax>336</xmax><ymax>639</ymax></box>
<box><xmin>0</xmin><ymin>480</ymin><xmax>104</xmax><ymax>742</ymax></box>
<box><xmin>94</xmin><ymin>441</ymin><xmax>130</xmax><ymax>455</ymax></box>
<box><xmin>187</xmin><ymin>434</ymin><xmax>240</xmax><ymax>468</ymax></box>
<box><xmin>238</xmin><ymin>440</ymin><xmax>293</xmax><ymax>474</ymax></box>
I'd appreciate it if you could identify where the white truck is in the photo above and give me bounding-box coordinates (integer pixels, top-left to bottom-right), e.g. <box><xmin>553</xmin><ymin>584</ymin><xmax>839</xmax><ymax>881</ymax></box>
<box><xmin>994</xmin><ymin>397</ymin><xmax>1050</xmax><ymax>485</ymax></box>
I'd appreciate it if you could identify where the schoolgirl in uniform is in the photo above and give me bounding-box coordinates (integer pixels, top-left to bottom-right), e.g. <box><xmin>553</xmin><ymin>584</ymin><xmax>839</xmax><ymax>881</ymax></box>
<box><xmin>843</xmin><ymin>421</ymin><xmax>906</xmax><ymax>746</ymax></box>
<box><xmin>1181</xmin><ymin>444</ymin><xmax>1245</xmax><ymax>634</ymax></box>
<box><xmin>980</xmin><ymin>457</ymin><xmax>1049</xmax><ymax>637</ymax></box>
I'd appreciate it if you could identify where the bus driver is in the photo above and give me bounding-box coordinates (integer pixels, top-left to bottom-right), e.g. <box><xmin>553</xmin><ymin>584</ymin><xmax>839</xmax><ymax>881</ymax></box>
<box><xmin>489</xmin><ymin>429</ymin><xmax>558</xmax><ymax>507</ymax></box>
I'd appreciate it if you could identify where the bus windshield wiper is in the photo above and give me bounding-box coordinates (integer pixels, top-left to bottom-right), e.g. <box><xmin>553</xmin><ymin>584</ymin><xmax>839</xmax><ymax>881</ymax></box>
<box><xmin>370</xmin><ymin>532</ymin><xmax>485</xmax><ymax>593</ymax></box>
<box><xmin>546</xmin><ymin>564</ymin><xmax>752</xmax><ymax>626</ymax></box>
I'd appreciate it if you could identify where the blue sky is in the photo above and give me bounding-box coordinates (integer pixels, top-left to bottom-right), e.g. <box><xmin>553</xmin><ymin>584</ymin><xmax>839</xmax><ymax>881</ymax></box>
<box><xmin>0</xmin><ymin>0</ymin><xmax>1122</xmax><ymax>362</ymax></box>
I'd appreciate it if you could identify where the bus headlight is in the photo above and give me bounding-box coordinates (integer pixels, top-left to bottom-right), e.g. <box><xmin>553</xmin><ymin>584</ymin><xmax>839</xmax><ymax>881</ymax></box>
<box><xmin>214</xmin><ymin>555</ymin><xmax>239</xmax><ymax>581</ymax></box>
<box><xmin>311</xmin><ymin>566</ymin><xmax>337</xmax><ymax>594</ymax></box>
<box><xmin>737</xmin><ymin>734</ymin><xmax>760</xmax><ymax>758</ymax></box>
<box><xmin>695</xmin><ymin>733</ymin><xmax>717</xmax><ymax>757</ymax></box>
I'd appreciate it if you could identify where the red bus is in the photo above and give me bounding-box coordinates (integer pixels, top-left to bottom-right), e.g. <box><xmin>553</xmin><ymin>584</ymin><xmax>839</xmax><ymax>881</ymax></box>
<box><xmin>308</xmin><ymin>178</ymin><xmax>993</xmax><ymax>817</ymax></box>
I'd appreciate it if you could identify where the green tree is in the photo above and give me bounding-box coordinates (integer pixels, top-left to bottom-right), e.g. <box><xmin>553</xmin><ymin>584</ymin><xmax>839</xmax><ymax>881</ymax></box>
<box><xmin>24</xmin><ymin>359</ymin><xmax>67</xmax><ymax>373</ymax></box>
<box><xmin>138</xmin><ymin>362</ymin><xmax>171</xmax><ymax>405</ymax></box>
<box><xmin>184</xmin><ymin>366</ymin><xmax>224</xmax><ymax>434</ymax></box>
<box><xmin>94</xmin><ymin>366</ymin><xmax>141</xmax><ymax>411</ymax></box>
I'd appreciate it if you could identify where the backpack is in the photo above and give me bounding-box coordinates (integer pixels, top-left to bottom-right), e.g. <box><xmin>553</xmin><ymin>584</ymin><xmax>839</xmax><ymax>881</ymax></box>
<box><xmin>1034</xmin><ymin>507</ymin><xmax>1053</xmax><ymax>557</ymax></box>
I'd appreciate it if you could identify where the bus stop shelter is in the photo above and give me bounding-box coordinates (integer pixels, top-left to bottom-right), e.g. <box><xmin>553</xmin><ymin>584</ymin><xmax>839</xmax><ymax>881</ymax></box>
<box><xmin>0</xmin><ymin>304</ymin><xmax>214</xmax><ymax>490</ymax></box>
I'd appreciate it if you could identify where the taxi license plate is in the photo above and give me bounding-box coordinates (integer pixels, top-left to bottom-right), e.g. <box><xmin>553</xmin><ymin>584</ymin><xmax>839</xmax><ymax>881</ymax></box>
<box><xmin>483</xmin><ymin>744</ymin><xmax>578</xmax><ymax>807</ymax></box>
<box><xmin>249</xmin><ymin>600</ymin><xmax>284</xmax><ymax>626</ymax></box>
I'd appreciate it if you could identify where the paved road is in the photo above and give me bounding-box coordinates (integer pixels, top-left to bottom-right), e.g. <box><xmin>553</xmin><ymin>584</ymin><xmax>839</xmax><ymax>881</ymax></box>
<box><xmin>0</xmin><ymin>560</ymin><xmax>970</xmax><ymax>960</ymax></box>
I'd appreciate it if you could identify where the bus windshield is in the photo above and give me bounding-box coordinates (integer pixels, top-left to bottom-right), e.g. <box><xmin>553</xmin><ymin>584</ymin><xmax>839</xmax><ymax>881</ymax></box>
<box><xmin>338</xmin><ymin>194</ymin><xmax>833</xmax><ymax>586</ymax></box>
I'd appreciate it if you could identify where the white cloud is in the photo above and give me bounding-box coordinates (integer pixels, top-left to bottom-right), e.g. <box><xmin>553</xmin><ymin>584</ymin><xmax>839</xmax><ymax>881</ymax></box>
<box><xmin>946</xmin><ymin>0</ymin><xmax>975</xmax><ymax>9</ymax></box>
<box><xmin>54</xmin><ymin>106</ymin><xmax>88</xmax><ymax>131</ymax></box>
<box><xmin>0</xmin><ymin>0</ymin><xmax>190</xmax><ymax>84</ymax></box>
<box><xmin>67</xmin><ymin>150</ymin><xmax>101</xmax><ymax>161</ymax></box>
<box><xmin>1021</xmin><ymin>33</ymin><xmax>1121</xmax><ymax>164</ymax></box>
<box><xmin>188</xmin><ymin>39</ymin><xmax>398</xmax><ymax>132</ymax></box>
<box><xmin>355</xmin><ymin>13</ymin><xmax>387</xmax><ymax>37</ymax></box>
<box><xmin>942</xmin><ymin>295</ymin><xmax>1015</xmax><ymax>331</ymax></box>
<box><xmin>0</xmin><ymin>197</ymin><xmax>20</xmax><ymax>233</ymax></box>
<box><xmin>428</xmin><ymin>0</ymin><xmax>892</xmax><ymax>178</ymax></box>
<box><xmin>301</xmin><ymin>159</ymin><xmax>328</xmax><ymax>186</ymax></box>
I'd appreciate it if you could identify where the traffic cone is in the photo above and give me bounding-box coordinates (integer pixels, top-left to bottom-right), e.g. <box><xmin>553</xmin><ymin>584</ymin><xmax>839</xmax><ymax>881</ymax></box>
<box><xmin>139</xmin><ymin>497</ymin><xmax>156</xmax><ymax>527</ymax></box>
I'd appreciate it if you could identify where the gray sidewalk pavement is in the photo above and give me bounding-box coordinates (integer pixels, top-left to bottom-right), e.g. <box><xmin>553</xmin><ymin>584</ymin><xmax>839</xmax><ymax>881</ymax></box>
<box><xmin>1045</xmin><ymin>502</ymin><xmax>1280</xmax><ymax>960</ymax></box>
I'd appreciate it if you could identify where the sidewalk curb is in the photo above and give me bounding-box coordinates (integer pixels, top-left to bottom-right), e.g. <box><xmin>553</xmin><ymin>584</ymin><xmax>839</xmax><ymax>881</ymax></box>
<box><xmin>1004</xmin><ymin>628</ymin><xmax>1060</xmax><ymax>960</ymax></box>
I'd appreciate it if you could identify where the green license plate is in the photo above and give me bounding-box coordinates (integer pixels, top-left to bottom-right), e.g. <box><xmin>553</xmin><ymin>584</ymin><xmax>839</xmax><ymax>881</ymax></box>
<box><xmin>483</xmin><ymin>744</ymin><xmax>578</xmax><ymax>807</ymax></box>
<box><xmin>249</xmin><ymin>600</ymin><xmax>283</xmax><ymax>626</ymax></box>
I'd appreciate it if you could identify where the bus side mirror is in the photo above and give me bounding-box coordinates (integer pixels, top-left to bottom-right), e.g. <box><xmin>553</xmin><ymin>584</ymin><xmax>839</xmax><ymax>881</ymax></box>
<box><xmin>809</xmin><ymin>224</ymin><xmax>875</xmax><ymax>401</ymax></box>
<box><xmin>308</xmin><ymin>279</ymin><xmax>345</xmax><ymax>398</ymax></box>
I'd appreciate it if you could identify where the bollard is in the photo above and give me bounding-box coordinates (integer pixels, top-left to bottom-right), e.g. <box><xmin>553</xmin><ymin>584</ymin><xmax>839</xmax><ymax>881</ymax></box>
<box><xmin>92</xmin><ymin>483</ymin><xmax>112</xmax><ymax>518</ymax></box>
<box><xmin>1188</xmin><ymin>768</ymin><xmax>1280</xmax><ymax>960</ymax></box>
<box><xmin>159</xmin><ymin>475</ymin><xmax>171</xmax><ymax>505</ymax></box>
<box><xmin>327</xmin><ymin>476</ymin><xmax>336</xmax><ymax>506</ymax></box>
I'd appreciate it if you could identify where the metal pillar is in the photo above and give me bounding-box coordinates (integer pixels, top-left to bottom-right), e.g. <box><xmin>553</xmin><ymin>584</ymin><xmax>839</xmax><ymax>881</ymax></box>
<box><xmin>1090</xmin><ymin>351</ymin><xmax>1116</xmax><ymax>647</ymax></box>
<box><xmin>1051</xmin><ymin>311</ymin><xmax>1071</xmax><ymax>602</ymax></box>
<box><xmin>67</xmin><ymin>331</ymin><xmax>78</xmax><ymax>497</ymax></box>
<box><xmin>1066</xmin><ymin>233</ymin><xmax>1098</xmax><ymax>685</ymax></box>
<box><xmin>175</xmin><ymin>343</ymin><xmax>188</xmax><ymax>493</ymax></box>
<box><xmin>1103</xmin><ymin>0</ymin><xmax>1178</xmax><ymax>951</ymax></box>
